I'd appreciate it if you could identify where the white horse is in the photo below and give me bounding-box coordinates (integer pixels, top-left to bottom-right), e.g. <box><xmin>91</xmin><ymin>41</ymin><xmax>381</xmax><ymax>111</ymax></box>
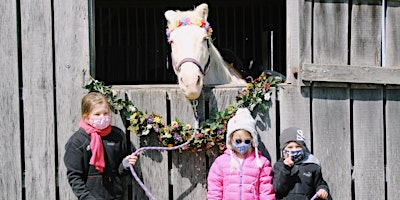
<box><xmin>165</xmin><ymin>3</ymin><xmax>246</xmax><ymax>100</ymax></box>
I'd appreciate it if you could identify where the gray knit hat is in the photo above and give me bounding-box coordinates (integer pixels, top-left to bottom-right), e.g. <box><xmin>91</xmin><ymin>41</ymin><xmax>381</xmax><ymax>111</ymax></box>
<box><xmin>280</xmin><ymin>127</ymin><xmax>306</xmax><ymax>150</ymax></box>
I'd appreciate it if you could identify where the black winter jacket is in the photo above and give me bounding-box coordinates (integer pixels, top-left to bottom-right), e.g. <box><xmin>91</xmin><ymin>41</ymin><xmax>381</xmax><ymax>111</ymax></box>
<box><xmin>272</xmin><ymin>156</ymin><xmax>331</xmax><ymax>200</ymax></box>
<box><xmin>64</xmin><ymin>126</ymin><xmax>131</xmax><ymax>200</ymax></box>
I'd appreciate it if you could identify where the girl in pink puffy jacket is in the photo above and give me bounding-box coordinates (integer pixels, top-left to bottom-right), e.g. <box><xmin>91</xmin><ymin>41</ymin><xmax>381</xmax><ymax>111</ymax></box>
<box><xmin>207</xmin><ymin>108</ymin><xmax>275</xmax><ymax>200</ymax></box>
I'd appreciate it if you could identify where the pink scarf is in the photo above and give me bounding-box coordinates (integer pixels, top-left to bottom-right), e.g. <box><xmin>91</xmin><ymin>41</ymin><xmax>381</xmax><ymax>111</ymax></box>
<box><xmin>79</xmin><ymin>118</ymin><xmax>111</xmax><ymax>173</ymax></box>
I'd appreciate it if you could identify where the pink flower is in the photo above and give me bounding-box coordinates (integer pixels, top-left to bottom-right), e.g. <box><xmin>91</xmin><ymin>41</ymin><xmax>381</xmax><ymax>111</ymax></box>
<box><xmin>264</xmin><ymin>83</ymin><xmax>270</xmax><ymax>91</ymax></box>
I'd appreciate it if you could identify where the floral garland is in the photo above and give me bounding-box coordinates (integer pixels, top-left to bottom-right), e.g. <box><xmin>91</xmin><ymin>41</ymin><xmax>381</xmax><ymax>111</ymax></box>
<box><xmin>85</xmin><ymin>72</ymin><xmax>283</xmax><ymax>153</ymax></box>
<box><xmin>166</xmin><ymin>17</ymin><xmax>213</xmax><ymax>43</ymax></box>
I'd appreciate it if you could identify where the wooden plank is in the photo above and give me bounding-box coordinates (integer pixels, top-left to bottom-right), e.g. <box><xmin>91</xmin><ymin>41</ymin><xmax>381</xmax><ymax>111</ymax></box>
<box><xmin>110</xmin><ymin>88</ymin><xmax>128</xmax><ymax>129</ymax></box>
<box><xmin>302</xmin><ymin>63</ymin><xmax>400</xmax><ymax>84</ymax></box>
<box><xmin>207</xmin><ymin>87</ymin><xmax>242</xmax><ymax>163</ymax></box>
<box><xmin>53</xmin><ymin>0</ymin><xmax>91</xmax><ymax>199</ymax></box>
<box><xmin>312</xmin><ymin>83</ymin><xmax>352</xmax><ymax>199</ymax></box>
<box><xmin>286</xmin><ymin>0</ymin><xmax>312</xmax><ymax>84</ymax></box>
<box><xmin>351</xmin><ymin>0</ymin><xmax>382</xmax><ymax>66</ymax></box>
<box><xmin>126</xmin><ymin>88</ymin><xmax>169</xmax><ymax>200</ymax></box>
<box><xmin>278</xmin><ymin>84</ymin><xmax>311</xmax><ymax>153</ymax></box>
<box><xmin>0</xmin><ymin>0</ymin><xmax>22</xmax><ymax>199</ymax></box>
<box><xmin>168</xmin><ymin>89</ymin><xmax>207</xmax><ymax>199</ymax></box>
<box><xmin>386</xmin><ymin>1</ymin><xmax>400</xmax><ymax>67</ymax></box>
<box><xmin>255</xmin><ymin>88</ymin><xmax>277</xmax><ymax>164</ymax></box>
<box><xmin>352</xmin><ymin>85</ymin><xmax>385</xmax><ymax>200</ymax></box>
<box><xmin>171</xmin><ymin>151</ymin><xmax>207</xmax><ymax>200</ymax></box>
<box><xmin>20</xmin><ymin>0</ymin><xmax>56</xmax><ymax>199</ymax></box>
<box><xmin>110</xmin><ymin>88</ymin><xmax>130</xmax><ymax>200</ymax></box>
<box><xmin>313</xmin><ymin>0</ymin><xmax>348</xmax><ymax>65</ymax></box>
<box><xmin>385</xmin><ymin>87</ymin><xmax>400</xmax><ymax>200</ymax></box>
<box><xmin>209</xmin><ymin>86</ymin><xmax>242</xmax><ymax>111</ymax></box>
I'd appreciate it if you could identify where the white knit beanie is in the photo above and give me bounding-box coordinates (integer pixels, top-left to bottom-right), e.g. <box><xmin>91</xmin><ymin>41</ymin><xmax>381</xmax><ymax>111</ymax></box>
<box><xmin>226</xmin><ymin>108</ymin><xmax>262</xmax><ymax>168</ymax></box>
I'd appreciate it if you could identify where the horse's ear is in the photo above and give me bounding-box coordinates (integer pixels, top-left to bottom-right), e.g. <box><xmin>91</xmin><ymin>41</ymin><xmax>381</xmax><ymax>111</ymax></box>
<box><xmin>195</xmin><ymin>3</ymin><xmax>209</xmax><ymax>20</ymax></box>
<box><xmin>165</xmin><ymin>10</ymin><xmax>177</xmax><ymax>23</ymax></box>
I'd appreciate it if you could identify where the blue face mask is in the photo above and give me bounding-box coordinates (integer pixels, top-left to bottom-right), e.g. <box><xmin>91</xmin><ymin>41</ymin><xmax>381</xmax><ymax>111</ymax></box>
<box><xmin>284</xmin><ymin>149</ymin><xmax>305</xmax><ymax>163</ymax></box>
<box><xmin>232</xmin><ymin>141</ymin><xmax>251</xmax><ymax>155</ymax></box>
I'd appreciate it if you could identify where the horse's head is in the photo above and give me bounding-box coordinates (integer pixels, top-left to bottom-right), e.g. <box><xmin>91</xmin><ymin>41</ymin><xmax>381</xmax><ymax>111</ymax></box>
<box><xmin>165</xmin><ymin>3</ymin><xmax>213</xmax><ymax>99</ymax></box>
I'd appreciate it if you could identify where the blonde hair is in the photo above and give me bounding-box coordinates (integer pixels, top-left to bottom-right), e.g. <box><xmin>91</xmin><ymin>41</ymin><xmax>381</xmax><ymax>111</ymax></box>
<box><xmin>81</xmin><ymin>92</ymin><xmax>110</xmax><ymax>117</ymax></box>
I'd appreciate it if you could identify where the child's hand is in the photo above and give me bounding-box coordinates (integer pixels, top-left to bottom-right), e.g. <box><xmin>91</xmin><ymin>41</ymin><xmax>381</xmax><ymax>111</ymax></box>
<box><xmin>283</xmin><ymin>151</ymin><xmax>294</xmax><ymax>167</ymax></box>
<box><xmin>316</xmin><ymin>189</ymin><xmax>328</xmax><ymax>199</ymax></box>
<box><xmin>122</xmin><ymin>153</ymin><xmax>139</xmax><ymax>169</ymax></box>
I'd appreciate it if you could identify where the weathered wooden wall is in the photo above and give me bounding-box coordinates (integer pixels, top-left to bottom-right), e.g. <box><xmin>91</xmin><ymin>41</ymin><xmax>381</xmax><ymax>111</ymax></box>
<box><xmin>1</xmin><ymin>0</ymin><xmax>400</xmax><ymax>200</ymax></box>
<box><xmin>287</xmin><ymin>1</ymin><xmax>400</xmax><ymax>200</ymax></box>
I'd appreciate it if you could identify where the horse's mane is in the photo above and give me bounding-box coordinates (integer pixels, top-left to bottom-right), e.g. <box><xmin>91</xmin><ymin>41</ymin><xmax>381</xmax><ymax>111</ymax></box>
<box><xmin>206</xmin><ymin>41</ymin><xmax>245</xmax><ymax>84</ymax></box>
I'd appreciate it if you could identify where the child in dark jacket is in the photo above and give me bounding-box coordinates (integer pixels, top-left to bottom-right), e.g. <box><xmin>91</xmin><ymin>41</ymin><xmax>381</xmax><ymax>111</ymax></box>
<box><xmin>64</xmin><ymin>92</ymin><xmax>138</xmax><ymax>200</ymax></box>
<box><xmin>273</xmin><ymin>127</ymin><xmax>331</xmax><ymax>200</ymax></box>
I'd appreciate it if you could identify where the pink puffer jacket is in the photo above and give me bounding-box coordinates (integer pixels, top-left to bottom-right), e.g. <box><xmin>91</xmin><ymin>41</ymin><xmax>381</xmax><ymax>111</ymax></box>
<box><xmin>207</xmin><ymin>149</ymin><xmax>275</xmax><ymax>200</ymax></box>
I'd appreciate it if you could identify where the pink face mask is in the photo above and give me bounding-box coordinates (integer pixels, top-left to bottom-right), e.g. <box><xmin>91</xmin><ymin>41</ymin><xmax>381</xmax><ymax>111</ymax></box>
<box><xmin>89</xmin><ymin>115</ymin><xmax>111</xmax><ymax>130</ymax></box>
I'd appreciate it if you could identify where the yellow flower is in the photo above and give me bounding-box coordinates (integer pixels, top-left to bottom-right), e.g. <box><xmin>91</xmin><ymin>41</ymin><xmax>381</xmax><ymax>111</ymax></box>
<box><xmin>246</xmin><ymin>83</ymin><xmax>253</xmax><ymax>89</ymax></box>
<box><xmin>195</xmin><ymin>18</ymin><xmax>202</xmax><ymax>26</ymax></box>
<box><xmin>154</xmin><ymin>116</ymin><xmax>161</xmax><ymax>123</ymax></box>
<box><xmin>171</xmin><ymin>121</ymin><xmax>178</xmax><ymax>126</ymax></box>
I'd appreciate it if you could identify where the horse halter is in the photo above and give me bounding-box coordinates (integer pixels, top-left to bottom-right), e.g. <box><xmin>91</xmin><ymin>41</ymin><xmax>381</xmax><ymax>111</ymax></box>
<box><xmin>171</xmin><ymin>40</ymin><xmax>211</xmax><ymax>76</ymax></box>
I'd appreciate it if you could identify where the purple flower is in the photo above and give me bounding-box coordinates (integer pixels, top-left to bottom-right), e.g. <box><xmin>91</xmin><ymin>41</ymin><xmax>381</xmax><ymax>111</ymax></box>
<box><xmin>217</xmin><ymin>129</ymin><xmax>224</xmax><ymax>135</ymax></box>
<box><xmin>174</xmin><ymin>134</ymin><xmax>182</xmax><ymax>141</ymax></box>
<box><xmin>147</xmin><ymin>116</ymin><xmax>153</xmax><ymax>123</ymax></box>
<box><xmin>154</xmin><ymin>125</ymin><xmax>160</xmax><ymax>133</ymax></box>
<box><xmin>180</xmin><ymin>18</ymin><xmax>190</xmax><ymax>26</ymax></box>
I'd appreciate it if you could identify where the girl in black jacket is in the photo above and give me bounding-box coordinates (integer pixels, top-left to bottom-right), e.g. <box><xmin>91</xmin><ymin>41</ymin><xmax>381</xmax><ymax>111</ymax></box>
<box><xmin>273</xmin><ymin>127</ymin><xmax>331</xmax><ymax>200</ymax></box>
<box><xmin>64</xmin><ymin>92</ymin><xmax>138</xmax><ymax>200</ymax></box>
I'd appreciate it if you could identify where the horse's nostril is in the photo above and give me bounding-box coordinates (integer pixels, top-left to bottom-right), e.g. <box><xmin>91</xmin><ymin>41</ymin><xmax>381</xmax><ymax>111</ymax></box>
<box><xmin>196</xmin><ymin>76</ymin><xmax>201</xmax><ymax>85</ymax></box>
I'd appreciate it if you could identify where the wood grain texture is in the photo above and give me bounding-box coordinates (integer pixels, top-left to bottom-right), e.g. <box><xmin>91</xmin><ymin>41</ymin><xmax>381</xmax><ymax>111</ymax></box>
<box><xmin>386</xmin><ymin>2</ymin><xmax>400</xmax><ymax>67</ymax></box>
<box><xmin>286</xmin><ymin>0</ymin><xmax>312</xmax><ymax>85</ymax></box>
<box><xmin>302</xmin><ymin>63</ymin><xmax>400</xmax><ymax>84</ymax></box>
<box><xmin>278</xmin><ymin>84</ymin><xmax>312</xmax><ymax>151</ymax></box>
<box><xmin>385</xmin><ymin>87</ymin><xmax>400</xmax><ymax>200</ymax></box>
<box><xmin>168</xmin><ymin>89</ymin><xmax>208</xmax><ymax>199</ymax></box>
<box><xmin>53</xmin><ymin>0</ymin><xmax>91</xmax><ymax>199</ymax></box>
<box><xmin>126</xmin><ymin>88</ymin><xmax>169</xmax><ymax>200</ymax></box>
<box><xmin>312</xmin><ymin>83</ymin><xmax>352</xmax><ymax>199</ymax></box>
<box><xmin>313</xmin><ymin>0</ymin><xmax>348</xmax><ymax>65</ymax></box>
<box><xmin>20</xmin><ymin>0</ymin><xmax>56</xmax><ymax>199</ymax></box>
<box><xmin>351</xmin><ymin>0</ymin><xmax>382</xmax><ymax>66</ymax></box>
<box><xmin>255</xmin><ymin>88</ymin><xmax>277</xmax><ymax>164</ymax></box>
<box><xmin>0</xmin><ymin>0</ymin><xmax>22</xmax><ymax>199</ymax></box>
<box><xmin>352</xmin><ymin>85</ymin><xmax>385</xmax><ymax>200</ymax></box>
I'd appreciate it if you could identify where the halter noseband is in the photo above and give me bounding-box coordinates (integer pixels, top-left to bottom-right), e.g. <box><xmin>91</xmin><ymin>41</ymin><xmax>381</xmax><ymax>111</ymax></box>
<box><xmin>171</xmin><ymin>39</ymin><xmax>211</xmax><ymax>76</ymax></box>
<box><xmin>173</xmin><ymin>56</ymin><xmax>211</xmax><ymax>76</ymax></box>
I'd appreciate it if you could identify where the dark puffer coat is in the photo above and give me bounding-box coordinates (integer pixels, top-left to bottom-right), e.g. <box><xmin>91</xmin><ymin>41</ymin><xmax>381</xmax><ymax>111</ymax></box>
<box><xmin>272</xmin><ymin>155</ymin><xmax>331</xmax><ymax>200</ymax></box>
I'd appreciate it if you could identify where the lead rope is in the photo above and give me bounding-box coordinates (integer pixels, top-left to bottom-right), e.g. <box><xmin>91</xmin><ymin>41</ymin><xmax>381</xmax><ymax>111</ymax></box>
<box><xmin>311</xmin><ymin>192</ymin><xmax>327</xmax><ymax>200</ymax></box>
<box><xmin>129</xmin><ymin>100</ymin><xmax>200</xmax><ymax>200</ymax></box>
